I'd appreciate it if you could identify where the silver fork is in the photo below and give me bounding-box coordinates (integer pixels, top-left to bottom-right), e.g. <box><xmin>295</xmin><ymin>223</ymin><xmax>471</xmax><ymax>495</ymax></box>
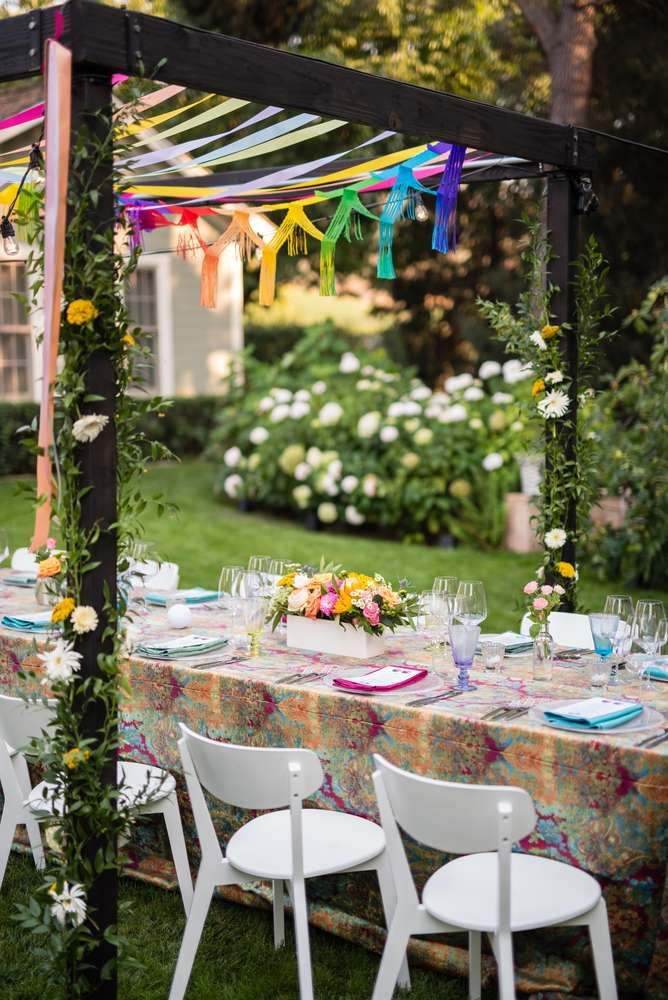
<box><xmin>407</xmin><ymin>690</ymin><xmax>462</xmax><ymax>708</ymax></box>
<box><xmin>277</xmin><ymin>670</ymin><xmax>320</xmax><ymax>684</ymax></box>
<box><xmin>638</xmin><ymin>729</ymin><xmax>668</xmax><ymax>749</ymax></box>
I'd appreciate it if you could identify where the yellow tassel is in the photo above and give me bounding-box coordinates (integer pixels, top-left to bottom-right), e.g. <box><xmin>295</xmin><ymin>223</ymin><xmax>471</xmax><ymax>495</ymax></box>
<box><xmin>259</xmin><ymin>247</ymin><xmax>278</xmax><ymax>307</ymax></box>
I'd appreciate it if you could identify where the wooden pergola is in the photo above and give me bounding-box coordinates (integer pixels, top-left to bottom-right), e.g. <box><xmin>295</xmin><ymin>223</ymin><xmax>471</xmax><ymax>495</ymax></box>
<box><xmin>0</xmin><ymin>3</ymin><xmax>598</xmax><ymax>994</ymax></box>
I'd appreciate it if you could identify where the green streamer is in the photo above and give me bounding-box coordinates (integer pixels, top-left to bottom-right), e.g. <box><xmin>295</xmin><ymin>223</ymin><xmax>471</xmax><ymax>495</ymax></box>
<box><xmin>318</xmin><ymin>188</ymin><xmax>377</xmax><ymax>296</ymax></box>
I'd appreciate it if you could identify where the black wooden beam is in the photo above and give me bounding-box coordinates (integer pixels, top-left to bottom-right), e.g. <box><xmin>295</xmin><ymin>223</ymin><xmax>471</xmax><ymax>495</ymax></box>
<box><xmin>546</xmin><ymin>173</ymin><xmax>580</xmax><ymax>611</ymax></box>
<box><xmin>20</xmin><ymin>0</ymin><xmax>593</xmax><ymax>171</ymax></box>
<box><xmin>69</xmin><ymin>69</ymin><xmax>118</xmax><ymax>999</ymax></box>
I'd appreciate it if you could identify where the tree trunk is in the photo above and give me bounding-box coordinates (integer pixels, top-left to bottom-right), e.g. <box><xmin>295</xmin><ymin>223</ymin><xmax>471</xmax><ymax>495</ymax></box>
<box><xmin>518</xmin><ymin>0</ymin><xmax>599</xmax><ymax>125</ymax></box>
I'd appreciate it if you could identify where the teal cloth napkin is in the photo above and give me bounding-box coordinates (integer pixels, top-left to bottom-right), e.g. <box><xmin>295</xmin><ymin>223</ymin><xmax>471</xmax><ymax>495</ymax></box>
<box><xmin>544</xmin><ymin>698</ymin><xmax>643</xmax><ymax>731</ymax></box>
<box><xmin>478</xmin><ymin>631</ymin><xmax>533</xmax><ymax>654</ymax></box>
<box><xmin>647</xmin><ymin>665</ymin><xmax>668</xmax><ymax>681</ymax></box>
<box><xmin>145</xmin><ymin>588</ymin><xmax>218</xmax><ymax>606</ymax></box>
<box><xmin>136</xmin><ymin>633</ymin><xmax>228</xmax><ymax>659</ymax></box>
<box><xmin>1</xmin><ymin>611</ymin><xmax>54</xmax><ymax>632</ymax></box>
<box><xmin>4</xmin><ymin>573</ymin><xmax>37</xmax><ymax>588</ymax></box>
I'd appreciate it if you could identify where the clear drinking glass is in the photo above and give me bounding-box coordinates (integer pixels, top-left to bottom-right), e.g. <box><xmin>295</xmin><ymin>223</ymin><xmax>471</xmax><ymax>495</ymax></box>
<box><xmin>604</xmin><ymin>594</ymin><xmax>634</xmax><ymax>686</ymax></box>
<box><xmin>217</xmin><ymin>565</ymin><xmax>243</xmax><ymax>607</ymax></box>
<box><xmin>588</xmin><ymin>613</ymin><xmax>619</xmax><ymax>691</ymax></box>
<box><xmin>454</xmin><ymin>580</ymin><xmax>487</xmax><ymax>627</ymax></box>
<box><xmin>236</xmin><ymin>570</ymin><xmax>263</xmax><ymax>598</ymax></box>
<box><xmin>449</xmin><ymin>623</ymin><xmax>480</xmax><ymax>691</ymax></box>
<box><xmin>433</xmin><ymin>576</ymin><xmax>458</xmax><ymax>627</ymax></box>
<box><xmin>481</xmin><ymin>641</ymin><xmax>504</xmax><ymax>673</ymax></box>
<box><xmin>0</xmin><ymin>529</ymin><xmax>9</xmax><ymax>566</ymax></box>
<box><xmin>631</xmin><ymin>601</ymin><xmax>665</xmax><ymax>690</ymax></box>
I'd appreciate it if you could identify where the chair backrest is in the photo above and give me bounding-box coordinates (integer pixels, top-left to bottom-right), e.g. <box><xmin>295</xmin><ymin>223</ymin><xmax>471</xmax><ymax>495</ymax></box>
<box><xmin>0</xmin><ymin>694</ymin><xmax>55</xmax><ymax>753</ymax></box>
<box><xmin>178</xmin><ymin>723</ymin><xmax>323</xmax><ymax>810</ymax></box>
<box><xmin>10</xmin><ymin>547</ymin><xmax>38</xmax><ymax>572</ymax></box>
<box><xmin>520</xmin><ymin>611</ymin><xmax>593</xmax><ymax>649</ymax></box>
<box><xmin>374</xmin><ymin>754</ymin><xmax>536</xmax><ymax>855</ymax></box>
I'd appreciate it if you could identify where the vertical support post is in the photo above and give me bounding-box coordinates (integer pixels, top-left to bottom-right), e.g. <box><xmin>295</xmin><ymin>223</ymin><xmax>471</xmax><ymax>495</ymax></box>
<box><xmin>546</xmin><ymin>173</ymin><xmax>580</xmax><ymax>611</ymax></box>
<box><xmin>69</xmin><ymin>69</ymin><xmax>117</xmax><ymax>999</ymax></box>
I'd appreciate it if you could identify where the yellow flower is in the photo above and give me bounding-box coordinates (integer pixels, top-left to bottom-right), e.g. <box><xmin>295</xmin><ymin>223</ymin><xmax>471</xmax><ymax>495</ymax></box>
<box><xmin>66</xmin><ymin>299</ymin><xmax>99</xmax><ymax>325</ymax></box>
<box><xmin>63</xmin><ymin>747</ymin><xmax>91</xmax><ymax>770</ymax></box>
<box><xmin>38</xmin><ymin>555</ymin><xmax>61</xmax><ymax>578</ymax></box>
<box><xmin>51</xmin><ymin>597</ymin><xmax>75</xmax><ymax>624</ymax></box>
<box><xmin>541</xmin><ymin>325</ymin><xmax>559</xmax><ymax>341</ymax></box>
<box><xmin>277</xmin><ymin>572</ymin><xmax>296</xmax><ymax>588</ymax></box>
<box><xmin>333</xmin><ymin>590</ymin><xmax>353</xmax><ymax>615</ymax></box>
<box><xmin>556</xmin><ymin>561</ymin><xmax>576</xmax><ymax>579</ymax></box>
<box><xmin>531</xmin><ymin>378</ymin><xmax>545</xmax><ymax>397</ymax></box>
<box><xmin>122</xmin><ymin>331</ymin><xmax>135</xmax><ymax>347</ymax></box>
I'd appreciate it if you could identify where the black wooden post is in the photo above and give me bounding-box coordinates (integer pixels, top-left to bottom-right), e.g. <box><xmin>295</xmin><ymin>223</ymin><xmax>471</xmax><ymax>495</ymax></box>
<box><xmin>546</xmin><ymin>173</ymin><xmax>580</xmax><ymax>611</ymax></box>
<box><xmin>70</xmin><ymin>68</ymin><xmax>118</xmax><ymax>999</ymax></box>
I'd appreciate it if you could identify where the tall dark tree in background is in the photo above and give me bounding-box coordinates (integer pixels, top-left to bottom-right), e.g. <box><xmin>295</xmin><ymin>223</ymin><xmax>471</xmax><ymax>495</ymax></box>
<box><xmin>175</xmin><ymin>0</ymin><xmax>667</xmax><ymax>382</ymax></box>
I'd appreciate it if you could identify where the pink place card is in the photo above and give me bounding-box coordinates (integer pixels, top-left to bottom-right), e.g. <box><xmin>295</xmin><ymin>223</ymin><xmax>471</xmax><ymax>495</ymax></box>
<box><xmin>333</xmin><ymin>665</ymin><xmax>428</xmax><ymax>693</ymax></box>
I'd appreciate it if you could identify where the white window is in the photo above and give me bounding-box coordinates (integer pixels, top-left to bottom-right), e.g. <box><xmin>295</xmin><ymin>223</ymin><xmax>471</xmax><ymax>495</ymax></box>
<box><xmin>125</xmin><ymin>266</ymin><xmax>160</xmax><ymax>392</ymax></box>
<box><xmin>0</xmin><ymin>263</ymin><xmax>31</xmax><ymax>400</ymax></box>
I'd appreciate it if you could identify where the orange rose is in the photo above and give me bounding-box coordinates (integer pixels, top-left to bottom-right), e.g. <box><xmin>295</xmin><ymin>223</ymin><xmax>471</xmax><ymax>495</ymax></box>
<box><xmin>305</xmin><ymin>589</ymin><xmax>321</xmax><ymax>618</ymax></box>
<box><xmin>38</xmin><ymin>556</ymin><xmax>61</xmax><ymax>578</ymax></box>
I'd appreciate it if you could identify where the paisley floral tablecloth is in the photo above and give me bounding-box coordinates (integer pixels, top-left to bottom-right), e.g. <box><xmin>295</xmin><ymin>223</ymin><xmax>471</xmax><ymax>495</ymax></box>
<box><xmin>1</xmin><ymin>577</ymin><xmax>667</xmax><ymax>998</ymax></box>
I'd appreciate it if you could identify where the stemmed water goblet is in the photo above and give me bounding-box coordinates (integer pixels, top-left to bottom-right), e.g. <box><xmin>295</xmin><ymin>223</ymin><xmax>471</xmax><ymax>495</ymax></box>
<box><xmin>454</xmin><ymin>580</ymin><xmax>487</xmax><ymax>628</ymax></box>
<box><xmin>449</xmin><ymin>622</ymin><xmax>480</xmax><ymax>692</ymax></box>
<box><xmin>604</xmin><ymin>594</ymin><xmax>634</xmax><ymax>686</ymax></box>
<box><xmin>240</xmin><ymin>596</ymin><xmax>266</xmax><ymax>656</ymax></box>
<box><xmin>588</xmin><ymin>613</ymin><xmax>619</xmax><ymax>690</ymax></box>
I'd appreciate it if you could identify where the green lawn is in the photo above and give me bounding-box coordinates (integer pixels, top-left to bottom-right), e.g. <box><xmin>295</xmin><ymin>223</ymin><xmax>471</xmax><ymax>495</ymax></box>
<box><xmin>1</xmin><ymin>461</ymin><xmax>665</xmax><ymax>632</ymax></box>
<box><xmin>1</xmin><ymin>855</ymin><xmax>489</xmax><ymax>1000</ymax></box>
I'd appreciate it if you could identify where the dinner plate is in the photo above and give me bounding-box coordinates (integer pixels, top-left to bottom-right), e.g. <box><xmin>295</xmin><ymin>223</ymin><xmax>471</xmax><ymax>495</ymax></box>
<box><xmin>530</xmin><ymin>699</ymin><xmax>663</xmax><ymax>735</ymax></box>
<box><xmin>325</xmin><ymin>667</ymin><xmax>441</xmax><ymax>698</ymax></box>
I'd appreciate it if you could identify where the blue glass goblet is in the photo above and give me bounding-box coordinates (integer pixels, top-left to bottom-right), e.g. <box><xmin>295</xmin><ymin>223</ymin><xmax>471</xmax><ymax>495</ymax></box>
<box><xmin>588</xmin><ymin>613</ymin><xmax>619</xmax><ymax>690</ymax></box>
<box><xmin>449</xmin><ymin>623</ymin><xmax>480</xmax><ymax>692</ymax></box>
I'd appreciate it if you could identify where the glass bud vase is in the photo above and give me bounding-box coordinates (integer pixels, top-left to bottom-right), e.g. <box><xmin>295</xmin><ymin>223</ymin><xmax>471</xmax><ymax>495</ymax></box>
<box><xmin>532</xmin><ymin>623</ymin><xmax>554</xmax><ymax>682</ymax></box>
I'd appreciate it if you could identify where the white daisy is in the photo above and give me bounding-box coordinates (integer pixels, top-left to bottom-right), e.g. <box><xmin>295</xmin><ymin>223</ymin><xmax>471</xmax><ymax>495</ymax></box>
<box><xmin>544</xmin><ymin>528</ymin><xmax>567</xmax><ymax>550</ymax></box>
<box><xmin>537</xmin><ymin>390</ymin><xmax>569</xmax><ymax>419</ymax></box>
<box><xmin>529</xmin><ymin>331</ymin><xmax>547</xmax><ymax>351</ymax></box>
<box><xmin>49</xmin><ymin>882</ymin><xmax>87</xmax><ymax>927</ymax></box>
<box><xmin>39</xmin><ymin>639</ymin><xmax>82</xmax><ymax>685</ymax></box>
<box><xmin>72</xmin><ymin>414</ymin><xmax>108</xmax><ymax>444</ymax></box>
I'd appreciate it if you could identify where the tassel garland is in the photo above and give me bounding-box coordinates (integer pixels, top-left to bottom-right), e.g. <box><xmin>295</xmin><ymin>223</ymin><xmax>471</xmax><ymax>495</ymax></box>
<box><xmin>319</xmin><ymin>188</ymin><xmax>377</xmax><ymax>296</ymax></box>
<box><xmin>200</xmin><ymin>210</ymin><xmax>266</xmax><ymax>309</ymax></box>
<box><xmin>259</xmin><ymin>204</ymin><xmax>323</xmax><ymax>307</ymax></box>
<box><xmin>377</xmin><ymin>165</ymin><xmax>433</xmax><ymax>280</ymax></box>
<box><xmin>432</xmin><ymin>143</ymin><xmax>466</xmax><ymax>254</ymax></box>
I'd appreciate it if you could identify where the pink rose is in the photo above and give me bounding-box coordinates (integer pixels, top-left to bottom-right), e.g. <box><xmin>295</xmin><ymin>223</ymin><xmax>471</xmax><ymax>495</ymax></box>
<box><xmin>553</xmin><ymin>584</ymin><xmax>565</xmax><ymax>595</ymax></box>
<box><xmin>541</xmin><ymin>585</ymin><xmax>553</xmax><ymax>595</ymax></box>
<box><xmin>319</xmin><ymin>589</ymin><xmax>338</xmax><ymax>618</ymax></box>
<box><xmin>363</xmin><ymin>603</ymin><xmax>380</xmax><ymax>627</ymax></box>
<box><xmin>532</xmin><ymin>597</ymin><xmax>549</xmax><ymax>611</ymax></box>
<box><xmin>523</xmin><ymin>581</ymin><xmax>539</xmax><ymax>595</ymax></box>
<box><xmin>46</xmin><ymin>537</ymin><xmax>56</xmax><ymax>550</ymax></box>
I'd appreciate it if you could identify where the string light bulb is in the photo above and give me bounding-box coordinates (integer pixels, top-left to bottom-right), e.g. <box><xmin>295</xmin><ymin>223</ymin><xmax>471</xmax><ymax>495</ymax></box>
<box><xmin>1</xmin><ymin>216</ymin><xmax>18</xmax><ymax>256</ymax></box>
<box><xmin>414</xmin><ymin>193</ymin><xmax>429</xmax><ymax>223</ymax></box>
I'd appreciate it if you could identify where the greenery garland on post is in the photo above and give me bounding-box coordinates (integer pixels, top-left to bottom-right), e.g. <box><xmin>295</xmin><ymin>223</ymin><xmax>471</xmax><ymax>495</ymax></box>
<box><xmin>13</xmin><ymin>88</ymin><xmax>173</xmax><ymax>994</ymax></box>
<box><xmin>478</xmin><ymin>220</ymin><xmax>615</xmax><ymax>608</ymax></box>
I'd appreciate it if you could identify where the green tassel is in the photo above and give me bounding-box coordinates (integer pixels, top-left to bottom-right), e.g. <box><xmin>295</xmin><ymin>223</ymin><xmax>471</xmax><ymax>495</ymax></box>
<box><xmin>317</xmin><ymin>188</ymin><xmax>377</xmax><ymax>296</ymax></box>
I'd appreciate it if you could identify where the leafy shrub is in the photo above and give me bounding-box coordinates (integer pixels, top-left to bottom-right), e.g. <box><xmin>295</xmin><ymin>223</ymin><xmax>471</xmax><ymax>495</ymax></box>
<box><xmin>209</xmin><ymin>326</ymin><xmax>530</xmax><ymax>545</ymax></box>
<box><xmin>0</xmin><ymin>401</ymin><xmax>39</xmax><ymax>475</ymax></box>
<box><xmin>589</xmin><ymin>279</ymin><xmax>668</xmax><ymax>587</ymax></box>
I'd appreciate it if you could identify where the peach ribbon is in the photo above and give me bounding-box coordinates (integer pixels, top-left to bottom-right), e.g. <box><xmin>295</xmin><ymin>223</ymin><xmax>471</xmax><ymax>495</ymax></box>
<box><xmin>31</xmin><ymin>40</ymin><xmax>71</xmax><ymax>549</ymax></box>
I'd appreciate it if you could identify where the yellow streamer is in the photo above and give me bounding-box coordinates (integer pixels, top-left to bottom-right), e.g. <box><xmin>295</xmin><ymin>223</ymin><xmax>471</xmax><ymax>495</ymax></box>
<box><xmin>259</xmin><ymin>204</ymin><xmax>323</xmax><ymax>307</ymax></box>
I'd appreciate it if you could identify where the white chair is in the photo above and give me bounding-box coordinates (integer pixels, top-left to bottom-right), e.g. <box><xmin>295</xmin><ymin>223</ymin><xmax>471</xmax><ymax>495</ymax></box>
<box><xmin>520</xmin><ymin>611</ymin><xmax>594</xmax><ymax>650</ymax></box>
<box><xmin>169</xmin><ymin>724</ymin><xmax>409</xmax><ymax>1000</ymax></box>
<box><xmin>371</xmin><ymin>754</ymin><xmax>617</xmax><ymax>1000</ymax></box>
<box><xmin>0</xmin><ymin>694</ymin><xmax>193</xmax><ymax>914</ymax></box>
<box><xmin>10</xmin><ymin>547</ymin><xmax>38</xmax><ymax>573</ymax></box>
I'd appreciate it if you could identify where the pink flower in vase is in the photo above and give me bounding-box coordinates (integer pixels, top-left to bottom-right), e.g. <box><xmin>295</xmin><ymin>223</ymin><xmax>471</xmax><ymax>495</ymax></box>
<box><xmin>363</xmin><ymin>602</ymin><xmax>381</xmax><ymax>627</ymax></box>
<box><xmin>532</xmin><ymin>596</ymin><xmax>549</xmax><ymax>611</ymax></box>
<box><xmin>541</xmin><ymin>585</ymin><xmax>554</xmax><ymax>595</ymax></box>
<box><xmin>523</xmin><ymin>581</ymin><xmax>539</xmax><ymax>595</ymax></box>
<box><xmin>554</xmin><ymin>584</ymin><xmax>565</xmax><ymax>595</ymax></box>
<box><xmin>46</xmin><ymin>537</ymin><xmax>56</xmax><ymax>550</ymax></box>
<box><xmin>319</xmin><ymin>588</ymin><xmax>338</xmax><ymax>618</ymax></box>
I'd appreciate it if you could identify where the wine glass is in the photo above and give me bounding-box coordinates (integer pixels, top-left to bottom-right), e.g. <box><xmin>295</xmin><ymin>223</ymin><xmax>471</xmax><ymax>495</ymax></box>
<box><xmin>631</xmin><ymin>601</ymin><xmax>665</xmax><ymax>690</ymax></box>
<box><xmin>449</xmin><ymin>623</ymin><xmax>480</xmax><ymax>692</ymax></box>
<box><xmin>454</xmin><ymin>581</ymin><xmax>487</xmax><ymax>627</ymax></box>
<box><xmin>240</xmin><ymin>596</ymin><xmax>266</xmax><ymax>656</ymax></box>
<box><xmin>0</xmin><ymin>529</ymin><xmax>9</xmax><ymax>567</ymax></box>
<box><xmin>433</xmin><ymin>576</ymin><xmax>458</xmax><ymax>626</ymax></box>
<box><xmin>604</xmin><ymin>594</ymin><xmax>634</xmax><ymax>686</ymax></box>
<box><xmin>248</xmin><ymin>555</ymin><xmax>273</xmax><ymax>596</ymax></box>
<box><xmin>236</xmin><ymin>570</ymin><xmax>263</xmax><ymax>598</ymax></box>
<box><xmin>588</xmin><ymin>613</ymin><xmax>619</xmax><ymax>689</ymax></box>
<box><xmin>217</xmin><ymin>564</ymin><xmax>243</xmax><ymax>608</ymax></box>
<box><xmin>419</xmin><ymin>590</ymin><xmax>449</xmax><ymax>670</ymax></box>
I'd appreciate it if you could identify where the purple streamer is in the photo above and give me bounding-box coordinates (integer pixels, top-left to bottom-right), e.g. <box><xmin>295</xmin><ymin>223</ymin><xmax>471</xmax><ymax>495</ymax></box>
<box><xmin>431</xmin><ymin>144</ymin><xmax>466</xmax><ymax>254</ymax></box>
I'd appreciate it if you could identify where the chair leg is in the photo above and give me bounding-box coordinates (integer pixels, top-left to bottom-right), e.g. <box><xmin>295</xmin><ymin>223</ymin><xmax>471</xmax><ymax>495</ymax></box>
<box><xmin>468</xmin><ymin>930</ymin><xmax>481</xmax><ymax>1000</ymax></box>
<box><xmin>0</xmin><ymin>803</ymin><xmax>17</xmax><ymax>890</ymax></box>
<box><xmin>273</xmin><ymin>879</ymin><xmax>286</xmax><ymax>949</ymax></box>
<box><xmin>495</xmin><ymin>932</ymin><xmax>516</xmax><ymax>1000</ymax></box>
<box><xmin>290</xmin><ymin>877</ymin><xmax>315</xmax><ymax>1000</ymax></box>
<box><xmin>588</xmin><ymin>899</ymin><xmax>618</xmax><ymax>999</ymax></box>
<box><xmin>161</xmin><ymin>794</ymin><xmax>194</xmax><ymax>915</ymax></box>
<box><xmin>12</xmin><ymin>756</ymin><xmax>44</xmax><ymax>871</ymax></box>
<box><xmin>168</xmin><ymin>871</ymin><xmax>215</xmax><ymax>1000</ymax></box>
<box><xmin>375</xmin><ymin>854</ymin><xmax>411</xmax><ymax>991</ymax></box>
<box><xmin>371</xmin><ymin>910</ymin><xmax>412</xmax><ymax>1000</ymax></box>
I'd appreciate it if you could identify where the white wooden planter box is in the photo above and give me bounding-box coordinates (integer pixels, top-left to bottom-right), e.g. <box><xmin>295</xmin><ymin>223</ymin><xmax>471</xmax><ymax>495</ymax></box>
<box><xmin>286</xmin><ymin>615</ymin><xmax>386</xmax><ymax>659</ymax></box>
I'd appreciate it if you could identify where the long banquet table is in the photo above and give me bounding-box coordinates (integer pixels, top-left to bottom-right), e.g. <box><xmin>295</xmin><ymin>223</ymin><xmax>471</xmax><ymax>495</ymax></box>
<box><xmin>1</xmin><ymin>575</ymin><xmax>667</xmax><ymax>998</ymax></box>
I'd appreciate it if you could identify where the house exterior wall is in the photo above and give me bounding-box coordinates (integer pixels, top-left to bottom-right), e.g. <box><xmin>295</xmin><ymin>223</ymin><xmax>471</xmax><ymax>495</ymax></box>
<box><xmin>0</xmin><ymin>216</ymin><xmax>244</xmax><ymax>403</ymax></box>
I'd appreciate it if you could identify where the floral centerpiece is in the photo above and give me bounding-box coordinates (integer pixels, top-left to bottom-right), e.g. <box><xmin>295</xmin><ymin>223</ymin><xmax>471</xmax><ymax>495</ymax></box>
<box><xmin>522</xmin><ymin>579</ymin><xmax>565</xmax><ymax>638</ymax></box>
<box><xmin>271</xmin><ymin>565</ymin><xmax>418</xmax><ymax>658</ymax></box>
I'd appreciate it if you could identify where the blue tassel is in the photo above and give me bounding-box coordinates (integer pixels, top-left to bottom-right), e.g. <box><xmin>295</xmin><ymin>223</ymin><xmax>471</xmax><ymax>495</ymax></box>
<box><xmin>377</xmin><ymin>165</ymin><xmax>432</xmax><ymax>280</ymax></box>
